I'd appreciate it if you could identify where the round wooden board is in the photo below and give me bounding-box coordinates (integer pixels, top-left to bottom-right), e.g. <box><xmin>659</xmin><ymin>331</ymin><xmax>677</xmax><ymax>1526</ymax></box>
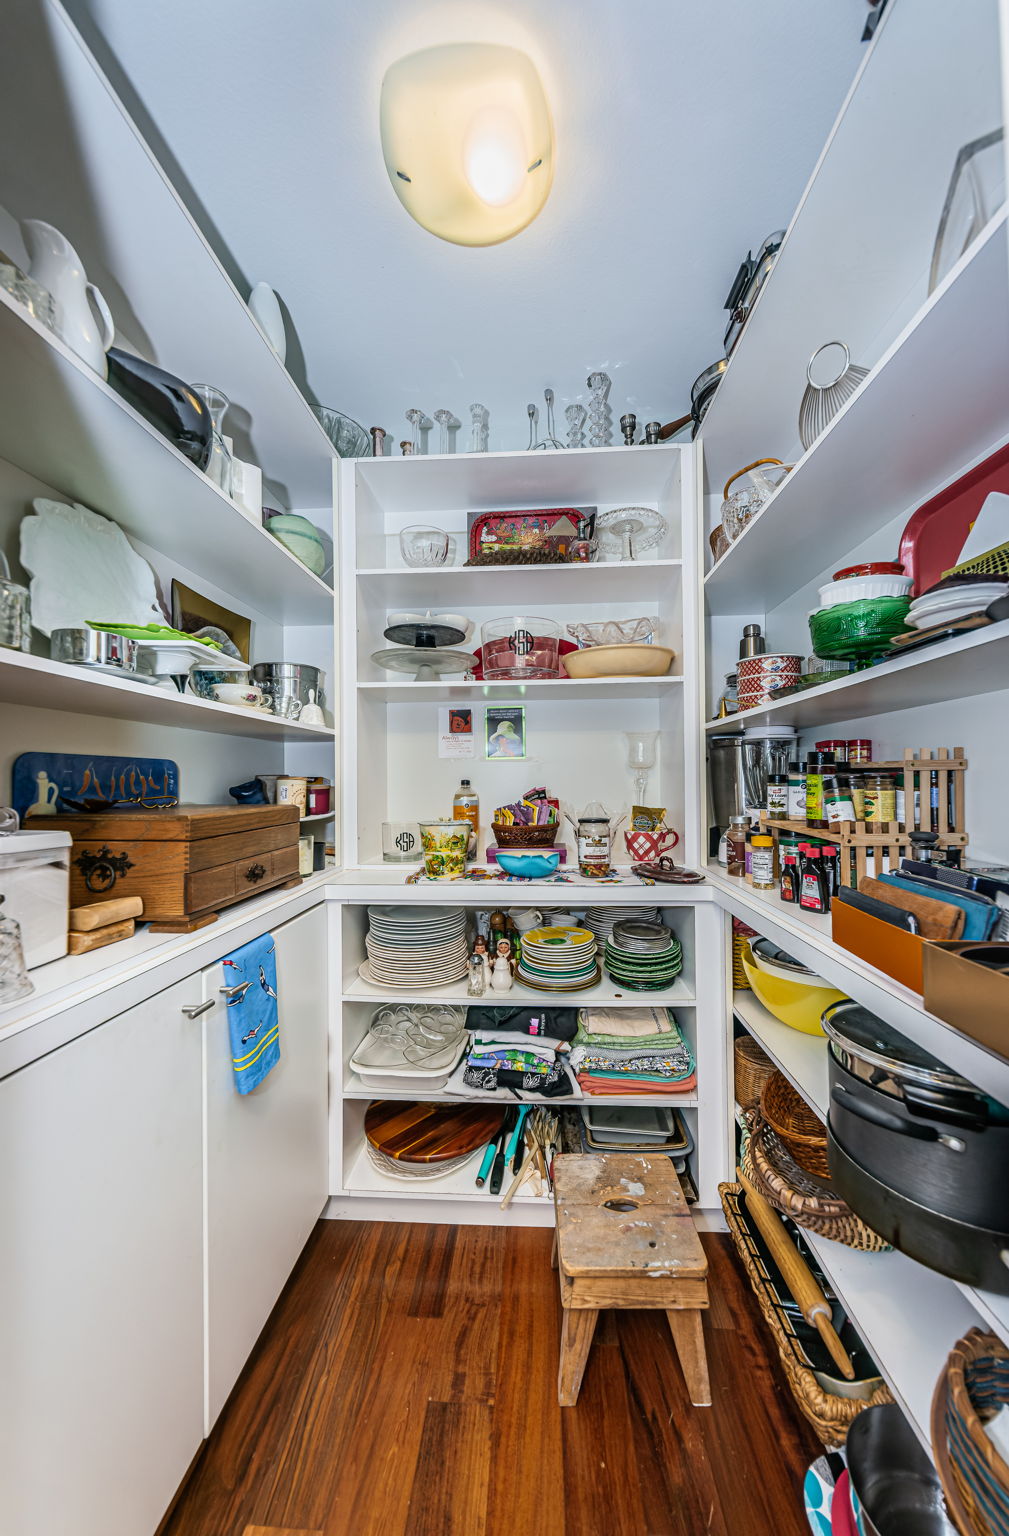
<box><xmin>364</xmin><ymin>1100</ymin><xmax>507</xmax><ymax>1163</ymax></box>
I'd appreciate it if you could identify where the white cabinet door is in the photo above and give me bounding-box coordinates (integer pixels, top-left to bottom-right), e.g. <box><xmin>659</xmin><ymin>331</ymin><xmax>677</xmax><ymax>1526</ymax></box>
<box><xmin>204</xmin><ymin>904</ymin><xmax>329</xmax><ymax>1426</ymax></box>
<box><xmin>0</xmin><ymin>980</ymin><xmax>205</xmax><ymax>1536</ymax></box>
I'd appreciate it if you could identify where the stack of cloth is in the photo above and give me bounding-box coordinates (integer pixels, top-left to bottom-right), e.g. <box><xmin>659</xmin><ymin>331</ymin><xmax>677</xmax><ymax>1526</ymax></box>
<box><xmin>569</xmin><ymin>1006</ymin><xmax>695</xmax><ymax>1096</ymax></box>
<box><xmin>446</xmin><ymin>1005</ymin><xmax>579</xmax><ymax>1100</ymax></box>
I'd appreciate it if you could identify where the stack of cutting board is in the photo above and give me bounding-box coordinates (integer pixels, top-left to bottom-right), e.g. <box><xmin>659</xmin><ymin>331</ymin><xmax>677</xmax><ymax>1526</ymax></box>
<box><xmin>68</xmin><ymin>896</ymin><xmax>144</xmax><ymax>954</ymax></box>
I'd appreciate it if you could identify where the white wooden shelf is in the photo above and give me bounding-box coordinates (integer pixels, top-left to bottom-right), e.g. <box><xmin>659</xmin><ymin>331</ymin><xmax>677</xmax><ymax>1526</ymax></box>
<box><xmin>342</xmin><ymin>1139</ymin><xmax>549</xmax><ymax>1205</ymax></box>
<box><xmin>0</xmin><ymin>290</ymin><xmax>335</xmax><ymax>624</ymax></box>
<box><xmin>708</xmin><ymin>865</ymin><xmax>1009</xmax><ymax>1107</ymax></box>
<box><xmin>704</xmin><ymin>209</ymin><xmax>1009</xmax><ymax>612</ymax></box>
<box><xmin>343</xmin><ymin>973</ymin><xmax>696</xmax><ymax>1007</ymax></box>
<box><xmin>0</xmin><ymin>649</ymin><xmax>335</xmax><ymax>742</ymax></box>
<box><xmin>732</xmin><ymin>990</ymin><xmax>829</xmax><ymax>1117</ymax></box>
<box><xmin>356</xmin><ymin>559</ymin><xmax>682</xmax><ymax>607</ymax></box>
<box><xmin>342</xmin><ymin>1072</ymin><xmax>698</xmax><ymax>1108</ymax></box>
<box><xmin>357</xmin><ymin>676</ymin><xmax>684</xmax><ymax>703</ymax></box>
<box><xmin>956</xmin><ymin>1284</ymin><xmax>1009</xmax><ymax>1349</ymax></box>
<box><xmin>801</xmin><ymin>1230</ymin><xmax>983</xmax><ymax>1450</ymax></box>
<box><xmin>0</xmin><ymin>0</ymin><xmax>337</xmax><ymax>510</ymax></box>
<box><xmin>706</xmin><ymin>619</ymin><xmax>1009</xmax><ymax>734</ymax></box>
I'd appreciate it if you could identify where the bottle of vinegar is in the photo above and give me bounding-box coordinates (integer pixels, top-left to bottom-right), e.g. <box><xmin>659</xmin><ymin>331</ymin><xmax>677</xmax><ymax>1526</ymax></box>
<box><xmin>453</xmin><ymin>779</ymin><xmax>479</xmax><ymax>861</ymax></box>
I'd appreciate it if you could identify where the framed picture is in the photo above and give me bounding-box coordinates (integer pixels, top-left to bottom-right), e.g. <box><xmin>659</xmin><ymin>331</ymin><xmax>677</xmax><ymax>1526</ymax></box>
<box><xmin>485</xmin><ymin>705</ymin><xmax>526</xmax><ymax>759</ymax></box>
<box><xmin>171</xmin><ymin>580</ymin><xmax>252</xmax><ymax>661</ymax></box>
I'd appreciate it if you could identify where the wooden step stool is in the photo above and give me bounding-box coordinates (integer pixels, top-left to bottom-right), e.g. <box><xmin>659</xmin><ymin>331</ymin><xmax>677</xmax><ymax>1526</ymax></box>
<box><xmin>552</xmin><ymin>1152</ymin><xmax>710</xmax><ymax>1408</ymax></box>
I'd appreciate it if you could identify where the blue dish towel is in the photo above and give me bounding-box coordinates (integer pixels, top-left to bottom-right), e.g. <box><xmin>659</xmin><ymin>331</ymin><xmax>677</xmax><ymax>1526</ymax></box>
<box><xmin>221</xmin><ymin>933</ymin><xmax>280</xmax><ymax>1094</ymax></box>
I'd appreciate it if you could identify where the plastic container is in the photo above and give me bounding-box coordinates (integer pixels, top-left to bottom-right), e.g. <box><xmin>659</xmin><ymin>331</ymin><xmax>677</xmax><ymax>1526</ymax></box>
<box><xmin>751</xmin><ymin>835</ymin><xmax>775</xmax><ymax>889</ymax></box>
<box><xmin>481</xmin><ymin>617</ymin><xmax>562</xmax><ymax>679</ymax></box>
<box><xmin>832</xmin><ymin>561</ymin><xmax>905</xmax><ymax>581</ymax></box>
<box><xmin>817</xmin><ymin>574</ymin><xmax>912</xmax><ymax>607</ymax></box>
<box><xmin>0</xmin><ymin>828</ymin><xmax>71</xmax><ymax>968</ymax></box>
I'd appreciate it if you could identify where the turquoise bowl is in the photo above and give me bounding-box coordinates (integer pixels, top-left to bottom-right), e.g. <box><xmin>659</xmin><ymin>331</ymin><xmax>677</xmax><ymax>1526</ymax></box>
<box><xmin>495</xmin><ymin>850</ymin><xmax>561</xmax><ymax>879</ymax></box>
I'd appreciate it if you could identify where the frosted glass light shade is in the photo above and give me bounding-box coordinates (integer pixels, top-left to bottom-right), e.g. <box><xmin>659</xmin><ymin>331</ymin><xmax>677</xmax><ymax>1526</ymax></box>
<box><xmin>380</xmin><ymin>43</ymin><xmax>554</xmax><ymax>247</ymax></box>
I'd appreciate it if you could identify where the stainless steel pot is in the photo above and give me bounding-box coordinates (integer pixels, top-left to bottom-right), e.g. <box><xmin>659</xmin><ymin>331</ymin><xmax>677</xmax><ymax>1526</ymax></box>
<box><xmin>250</xmin><ymin>662</ymin><xmax>324</xmax><ymax>717</ymax></box>
<box><xmin>51</xmin><ymin>628</ymin><xmax>139</xmax><ymax>672</ymax></box>
<box><xmin>846</xmin><ymin>1404</ymin><xmax>956</xmax><ymax>1536</ymax></box>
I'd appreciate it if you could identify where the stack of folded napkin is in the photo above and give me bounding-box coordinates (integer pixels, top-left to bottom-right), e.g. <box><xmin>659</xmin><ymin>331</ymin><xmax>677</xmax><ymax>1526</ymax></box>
<box><xmin>570</xmin><ymin>1006</ymin><xmax>695</xmax><ymax>1096</ymax></box>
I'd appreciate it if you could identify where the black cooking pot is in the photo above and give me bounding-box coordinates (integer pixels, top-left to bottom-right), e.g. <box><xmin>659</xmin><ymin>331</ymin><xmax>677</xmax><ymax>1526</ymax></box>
<box><xmin>823</xmin><ymin>999</ymin><xmax>1009</xmax><ymax>1293</ymax></box>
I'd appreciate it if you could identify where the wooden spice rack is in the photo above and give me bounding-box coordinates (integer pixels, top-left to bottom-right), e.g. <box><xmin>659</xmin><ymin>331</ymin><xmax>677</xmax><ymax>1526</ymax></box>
<box><xmin>759</xmin><ymin>747</ymin><xmax>968</xmax><ymax>888</ymax></box>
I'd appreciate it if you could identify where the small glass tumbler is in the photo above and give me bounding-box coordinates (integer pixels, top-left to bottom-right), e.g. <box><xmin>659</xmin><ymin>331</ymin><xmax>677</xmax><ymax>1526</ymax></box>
<box><xmin>191</xmin><ymin>383</ymin><xmax>235</xmax><ymax>496</ymax></box>
<box><xmin>400</xmin><ymin>526</ymin><xmax>450</xmax><ymax>567</ymax></box>
<box><xmin>382</xmin><ymin>821</ymin><xmax>422</xmax><ymax>862</ymax></box>
<box><xmin>0</xmin><ymin>552</ymin><xmax>31</xmax><ymax>652</ymax></box>
<box><xmin>0</xmin><ymin>897</ymin><xmax>33</xmax><ymax>1003</ymax></box>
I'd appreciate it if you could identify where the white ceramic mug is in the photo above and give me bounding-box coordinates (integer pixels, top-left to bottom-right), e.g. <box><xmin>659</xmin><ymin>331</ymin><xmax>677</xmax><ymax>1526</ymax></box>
<box><xmin>508</xmin><ymin>908</ymin><xmax>543</xmax><ymax>932</ymax></box>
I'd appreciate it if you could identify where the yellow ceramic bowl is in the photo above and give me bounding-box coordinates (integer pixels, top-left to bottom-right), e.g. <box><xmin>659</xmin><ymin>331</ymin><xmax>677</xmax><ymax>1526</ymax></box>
<box><xmin>562</xmin><ymin>643</ymin><xmax>675</xmax><ymax>679</ymax></box>
<box><xmin>740</xmin><ymin>954</ymin><xmax>843</xmax><ymax>1036</ymax></box>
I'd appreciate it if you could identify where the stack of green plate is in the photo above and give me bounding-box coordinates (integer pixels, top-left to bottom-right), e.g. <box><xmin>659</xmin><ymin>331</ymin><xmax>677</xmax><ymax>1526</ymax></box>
<box><xmin>517</xmin><ymin>925</ymin><xmax>600</xmax><ymax>993</ymax></box>
<box><xmin>604</xmin><ymin>920</ymin><xmax>682</xmax><ymax>992</ymax></box>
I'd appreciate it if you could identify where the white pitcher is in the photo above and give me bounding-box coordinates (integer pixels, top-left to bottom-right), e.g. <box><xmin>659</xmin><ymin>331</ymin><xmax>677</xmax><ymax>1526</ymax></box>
<box><xmin>20</xmin><ymin>219</ymin><xmax>114</xmax><ymax>377</ymax></box>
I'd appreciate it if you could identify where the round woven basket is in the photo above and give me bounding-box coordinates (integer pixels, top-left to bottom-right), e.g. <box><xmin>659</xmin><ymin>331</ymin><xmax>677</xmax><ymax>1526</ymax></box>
<box><xmin>760</xmin><ymin>1071</ymin><xmax>830</xmax><ymax>1179</ymax></box>
<box><xmin>743</xmin><ymin>1112</ymin><xmax>890</xmax><ymax>1252</ymax></box>
<box><xmin>734</xmin><ymin>1036</ymin><xmax>776</xmax><ymax>1108</ymax></box>
<box><xmin>492</xmin><ymin>821</ymin><xmax>559</xmax><ymax>848</ymax></box>
<box><xmin>932</xmin><ymin>1327</ymin><xmax>1009</xmax><ymax>1536</ymax></box>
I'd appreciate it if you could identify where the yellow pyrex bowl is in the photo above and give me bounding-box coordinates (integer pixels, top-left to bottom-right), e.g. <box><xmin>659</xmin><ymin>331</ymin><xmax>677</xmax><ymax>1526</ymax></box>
<box><xmin>740</xmin><ymin>952</ymin><xmax>844</xmax><ymax>1036</ymax></box>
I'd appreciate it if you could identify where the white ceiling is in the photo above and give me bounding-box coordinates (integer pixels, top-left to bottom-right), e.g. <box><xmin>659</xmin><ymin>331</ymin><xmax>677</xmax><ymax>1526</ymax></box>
<box><xmin>68</xmin><ymin>0</ymin><xmax>868</xmax><ymax>454</ymax></box>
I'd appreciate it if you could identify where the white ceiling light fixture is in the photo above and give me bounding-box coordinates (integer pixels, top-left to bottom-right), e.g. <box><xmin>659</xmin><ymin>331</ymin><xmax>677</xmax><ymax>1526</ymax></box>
<box><xmin>380</xmin><ymin>43</ymin><xmax>554</xmax><ymax>247</ymax></box>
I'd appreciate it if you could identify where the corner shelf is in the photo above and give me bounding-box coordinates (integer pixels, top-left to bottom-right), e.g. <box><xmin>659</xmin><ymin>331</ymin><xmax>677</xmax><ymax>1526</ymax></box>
<box><xmin>357</xmin><ymin>676</ymin><xmax>684</xmax><ymax>703</ymax></box>
<box><xmin>705</xmin><ymin>618</ymin><xmax>1009</xmax><ymax>734</ymax></box>
<box><xmin>356</xmin><ymin>559</ymin><xmax>682</xmax><ymax>607</ymax></box>
<box><xmin>732</xmin><ymin>989</ymin><xmax>828</xmax><ymax>1116</ymax></box>
<box><xmin>0</xmin><ymin>290</ymin><xmax>335</xmax><ymax>625</ymax></box>
<box><xmin>342</xmin><ymin>973</ymin><xmax>696</xmax><ymax>1007</ymax></box>
<box><xmin>0</xmin><ymin>649</ymin><xmax>335</xmax><ymax>741</ymax></box>
<box><xmin>342</xmin><ymin>1072</ymin><xmax>698</xmax><ymax>1109</ymax></box>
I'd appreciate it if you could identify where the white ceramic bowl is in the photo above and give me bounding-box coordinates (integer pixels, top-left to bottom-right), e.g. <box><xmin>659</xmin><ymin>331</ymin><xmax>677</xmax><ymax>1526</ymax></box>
<box><xmin>563</xmin><ymin>643</ymin><xmax>675</xmax><ymax>678</ymax></box>
<box><xmin>818</xmin><ymin>574</ymin><xmax>913</xmax><ymax>607</ymax></box>
<box><xmin>213</xmin><ymin>682</ymin><xmax>265</xmax><ymax>708</ymax></box>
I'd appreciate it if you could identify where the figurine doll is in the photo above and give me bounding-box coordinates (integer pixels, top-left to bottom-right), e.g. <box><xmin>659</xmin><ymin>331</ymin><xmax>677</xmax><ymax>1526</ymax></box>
<box><xmin>470</xmin><ymin>933</ymin><xmax>492</xmax><ymax>994</ymax></box>
<box><xmin>490</xmin><ymin>937</ymin><xmax>515</xmax><ymax>992</ymax></box>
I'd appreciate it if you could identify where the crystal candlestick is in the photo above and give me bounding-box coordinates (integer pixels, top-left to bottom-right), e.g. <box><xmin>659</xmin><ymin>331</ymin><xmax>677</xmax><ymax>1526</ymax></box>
<box><xmin>624</xmin><ymin>730</ymin><xmax>658</xmax><ymax>805</ymax></box>
<box><xmin>433</xmin><ymin>409</ymin><xmax>460</xmax><ymax>453</ymax></box>
<box><xmin>565</xmin><ymin>403</ymin><xmax>586</xmax><ymax>449</ymax></box>
<box><xmin>405</xmin><ymin>408</ymin><xmax>433</xmax><ymax>454</ymax></box>
<box><xmin>586</xmin><ymin>371</ymin><xmax>612</xmax><ymax>446</ymax></box>
<box><xmin>469</xmin><ymin>403</ymin><xmax>489</xmax><ymax>453</ymax></box>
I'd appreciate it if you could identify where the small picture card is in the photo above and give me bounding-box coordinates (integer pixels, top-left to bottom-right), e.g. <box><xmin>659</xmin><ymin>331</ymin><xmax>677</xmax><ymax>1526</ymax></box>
<box><xmin>438</xmin><ymin>705</ymin><xmax>475</xmax><ymax>758</ymax></box>
<box><xmin>485</xmin><ymin>705</ymin><xmax>526</xmax><ymax>759</ymax></box>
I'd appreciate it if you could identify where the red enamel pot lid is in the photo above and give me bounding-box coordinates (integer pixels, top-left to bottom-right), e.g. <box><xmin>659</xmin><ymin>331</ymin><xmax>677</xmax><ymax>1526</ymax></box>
<box><xmin>832</xmin><ymin>561</ymin><xmax>904</xmax><ymax>580</ymax></box>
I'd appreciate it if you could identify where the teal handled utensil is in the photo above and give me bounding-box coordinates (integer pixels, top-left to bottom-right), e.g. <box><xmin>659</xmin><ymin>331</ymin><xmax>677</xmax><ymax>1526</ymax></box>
<box><xmin>505</xmin><ymin>1106</ymin><xmax>529</xmax><ymax>1171</ymax></box>
<box><xmin>475</xmin><ymin>1136</ymin><xmax>500</xmax><ymax>1188</ymax></box>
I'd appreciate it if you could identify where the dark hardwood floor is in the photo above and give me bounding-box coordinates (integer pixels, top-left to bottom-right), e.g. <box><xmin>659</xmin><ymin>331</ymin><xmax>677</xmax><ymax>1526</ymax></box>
<box><xmin>164</xmin><ymin>1222</ymin><xmax>820</xmax><ymax>1536</ymax></box>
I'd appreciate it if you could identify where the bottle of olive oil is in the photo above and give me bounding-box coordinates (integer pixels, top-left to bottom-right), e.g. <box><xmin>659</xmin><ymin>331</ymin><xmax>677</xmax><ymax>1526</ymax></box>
<box><xmin>453</xmin><ymin>778</ymin><xmax>479</xmax><ymax>861</ymax></box>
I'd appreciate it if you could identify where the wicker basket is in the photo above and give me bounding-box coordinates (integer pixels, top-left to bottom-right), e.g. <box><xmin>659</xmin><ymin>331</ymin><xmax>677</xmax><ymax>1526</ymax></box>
<box><xmin>760</xmin><ymin>1071</ymin><xmax>831</xmax><ymax>1179</ymax></box>
<box><xmin>744</xmin><ymin>1113</ymin><xmax>890</xmax><ymax>1253</ymax></box>
<box><xmin>932</xmin><ymin>1328</ymin><xmax>1009</xmax><ymax>1536</ymax></box>
<box><xmin>734</xmin><ymin>1036</ymin><xmax>776</xmax><ymax>1108</ymax></box>
<box><xmin>719</xmin><ymin>1181</ymin><xmax>892</xmax><ymax>1447</ymax></box>
<box><xmin>732</xmin><ymin>919</ymin><xmax>758</xmax><ymax>990</ymax></box>
<box><xmin>491</xmin><ymin>821</ymin><xmax>559</xmax><ymax>848</ymax></box>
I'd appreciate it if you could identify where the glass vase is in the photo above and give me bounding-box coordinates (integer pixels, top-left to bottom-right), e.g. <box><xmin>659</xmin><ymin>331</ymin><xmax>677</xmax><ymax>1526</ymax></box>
<box><xmin>191</xmin><ymin>384</ymin><xmax>234</xmax><ymax>495</ymax></box>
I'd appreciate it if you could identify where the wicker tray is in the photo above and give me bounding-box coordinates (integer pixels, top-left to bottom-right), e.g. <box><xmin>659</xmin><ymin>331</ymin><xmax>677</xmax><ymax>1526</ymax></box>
<box><xmin>761</xmin><ymin>1071</ymin><xmax>830</xmax><ymax>1179</ymax></box>
<box><xmin>491</xmin><ymin>821</ymin><xmax>559</xmax><ymax>848</ymax></box>
<box><xmin>744</xmin><ymin>1113</ymin><xmax>890</xmax><ymax>1252</ymax></box>
<box><xmin>734</xmin><ymin>1036</ymin><xmax>776</xmax><ymax>1108</ymax></box>
<box><xmin>932</xmin><ymin>1327</ymin><xmax>1009</xmax><ymax>1536</ymax></box>
<box><xmin>720</xmin><ymin>1181</ymin><xmax>892</xmax><ymax>1447</ymax></box>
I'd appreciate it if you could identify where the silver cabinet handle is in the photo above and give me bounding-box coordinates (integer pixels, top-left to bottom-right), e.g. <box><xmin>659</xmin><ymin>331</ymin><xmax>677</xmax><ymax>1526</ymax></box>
<box><xmin>181</xmin><ymin>1000</ymin><xmax>215</xmax><ymax>1019</ymax></box>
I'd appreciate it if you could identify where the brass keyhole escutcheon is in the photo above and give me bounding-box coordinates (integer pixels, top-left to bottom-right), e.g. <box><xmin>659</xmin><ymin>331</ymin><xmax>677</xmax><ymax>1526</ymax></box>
<box><xmin>603</xmin><ymin>1199</ymin><xmax>639</xmax><ymax>1213</ymax></box>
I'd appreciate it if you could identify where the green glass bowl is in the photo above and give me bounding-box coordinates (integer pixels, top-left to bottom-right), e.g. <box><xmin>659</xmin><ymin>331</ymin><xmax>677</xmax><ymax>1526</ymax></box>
<box><xmin>808</xmin><ymin>597</ymin><xmax>911</xmax><ymax>660</ymax></box>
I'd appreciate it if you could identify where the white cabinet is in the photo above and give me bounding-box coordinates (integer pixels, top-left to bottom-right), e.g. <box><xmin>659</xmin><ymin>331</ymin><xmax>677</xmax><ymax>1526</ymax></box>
<box><xmin>203</xmin><ymin>905</ymin><xmax>329</xmax><ymax>1426</ymax></box>
<box><xmin>0</xmin><ymin>979</ymin><xmax>205</xmax><ymax>1536</ymax></box>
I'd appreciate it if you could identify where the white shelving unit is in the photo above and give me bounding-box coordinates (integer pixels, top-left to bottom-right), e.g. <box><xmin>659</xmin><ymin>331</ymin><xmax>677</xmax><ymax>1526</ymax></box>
<box><xmin>732</xmin><ymin>989</ymin><xmax>828</xmax><ymax>1115</ymax></box>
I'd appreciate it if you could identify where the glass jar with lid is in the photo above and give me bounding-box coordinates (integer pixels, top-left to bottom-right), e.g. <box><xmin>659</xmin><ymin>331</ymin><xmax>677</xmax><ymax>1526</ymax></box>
<box><xmin>863</xmin><ymin>772</ymin><xmax>897</xmax><ymax>826</ymax></box>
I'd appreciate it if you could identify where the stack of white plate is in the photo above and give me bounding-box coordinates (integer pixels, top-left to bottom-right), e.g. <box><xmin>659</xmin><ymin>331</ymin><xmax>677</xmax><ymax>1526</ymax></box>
<box><xmin>906</xmin><ymin>579</ymin><xmax>1009</xmax><ymax>630</ymax></box>
<box><xmin>583</xmin><ymin>906</ymin><xmax>660</xmax><ymax>944</ymax></box>
<box><xmin>517</xmin><ymin>924</ymin><xmax>599</xmax><ymax>992</ymax></box>
<box><xmin>360</xmin><ymin>905</ymin><xmax>469</xmax><ymax>989</ymax></box>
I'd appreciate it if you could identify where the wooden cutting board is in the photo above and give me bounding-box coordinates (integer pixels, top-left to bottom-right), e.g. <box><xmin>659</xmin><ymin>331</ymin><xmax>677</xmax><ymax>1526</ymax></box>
<box><xmin>364</xmin><ymin>1101</ymin><xmax>505</xmax><ymax>1163</ymax></box>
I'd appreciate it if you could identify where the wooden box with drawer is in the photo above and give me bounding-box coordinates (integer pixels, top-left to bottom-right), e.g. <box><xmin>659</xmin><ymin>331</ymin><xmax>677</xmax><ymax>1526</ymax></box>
<box><xmin>25</xmin><ymin>805</ymin><xmax>301</xmax><ymax>931</ymax></box>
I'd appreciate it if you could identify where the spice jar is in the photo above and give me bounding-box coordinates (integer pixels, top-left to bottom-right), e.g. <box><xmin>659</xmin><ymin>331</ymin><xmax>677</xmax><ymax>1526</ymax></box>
<box><xmin>815</xmin><ymin>739</ymin><xmax>847</xmax><ymax>756</ymax></box>
<box><xmin>848</xmin><ymin>739</ymin><xmax>872</xmax><ymax>764</ymax></box>
<box><xmin>577</xmin><ymin>817</ymin><xmax>612</xmax><ymax>876</ymax></box>
<box><xmin>751</xmin><ymin>834</ymin><xmax>775</xmax><ymax>889</ymax></box>
<box><xmin>786</xmin><ymin>761</ymin><xmax>806</xmax><ymax>820</ymax></box>
<box><xmin>849</xmin><ymin>771</ymin><xmax>866</xmax><ymax>821</ymax></box>
<box><xmin>805</xmin><ymin>751</ymin><xmax>835</xmax><ymax>830</ymax></box>
<box><xmin>726</xmin><ymin>815</ymin><xmax>749</xmax><ymax>877</ymax></box>
<box><xmin>824</xmin><ymin>769</ymin><xmax>855</xmax><ymax>828</ymax></box>
<box><xmin>863</xmin><ymin>772</ymin><xmax>896</xmax><ymax>826</ymax></box>
<box><xmin>765</xmin><ymin>774</ymin><xmax>788</xmax><ymax>820</ymax></box>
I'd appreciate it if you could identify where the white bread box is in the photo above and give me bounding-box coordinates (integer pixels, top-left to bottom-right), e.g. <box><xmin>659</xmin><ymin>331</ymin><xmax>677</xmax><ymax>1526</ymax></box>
<box><xmin>0</xmin><ymin>828</ymin><xmax>72</xmax><ymax>968</ymax></box>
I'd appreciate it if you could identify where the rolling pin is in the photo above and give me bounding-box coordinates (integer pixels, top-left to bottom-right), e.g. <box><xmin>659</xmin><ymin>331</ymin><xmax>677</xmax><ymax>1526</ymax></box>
<box><xmin>738</xmin><ymin>1169</ymin><xmax>855</xmax><ymax>1381</ymax></box>
<box><xmin>69</xmin><ymin>896</ymin><xmax>144</xmax><ymax>932</ymax></box>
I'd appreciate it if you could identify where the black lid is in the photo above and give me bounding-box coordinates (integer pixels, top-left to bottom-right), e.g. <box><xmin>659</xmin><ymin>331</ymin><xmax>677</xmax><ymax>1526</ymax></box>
<box><xmin>767</xmin><ymin>773</ymin><xmax>788</xmax><ymax>784</ymax></box>
<box><xmin>460</xmin><ymin>779</ymin><xmax>471</xmax><ymax>786</ymax></box>
<box><xmin>822</xmin><ymin>999</ymin><xmax>974</xmax><ymax>1090</ymax></box>
<box><xmin>788</xmin><ymin>760</ymin><xmax>802</xmax><ymax>772</ymax></box>
<box><xmin>806</xmin><ymin>751</ymin><xmax>836</xmax><ymax>768</ymax></box>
